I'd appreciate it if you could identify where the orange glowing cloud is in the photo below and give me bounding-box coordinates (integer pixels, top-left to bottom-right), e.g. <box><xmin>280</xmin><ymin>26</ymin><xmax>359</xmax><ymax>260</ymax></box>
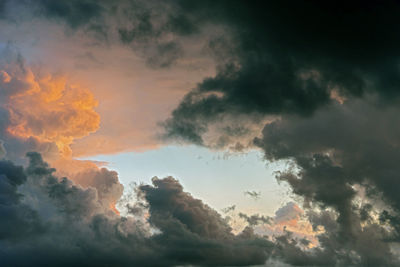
<box><xmin>3</xmin><ymin>67</ymin><xmax>100</xmax><ymax>157</ymax></box>
<box><xmin>252</xmin><ymin>202</ymin><xmax>321</xmax><ymax>248</ymax></box>
<box><xmin>0</xmin><ymin>50</ymin><xmax>135</xmax><ymax>216</ymax></box>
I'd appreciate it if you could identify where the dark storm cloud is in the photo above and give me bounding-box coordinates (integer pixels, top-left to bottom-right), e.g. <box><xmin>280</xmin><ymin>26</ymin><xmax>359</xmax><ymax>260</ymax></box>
<box><xmin>255</xmin><ymin>98</ymin><xmax>400</xmax><ymax>212</ymax></box>
<box><xmin>0</xmin><ymin>159</ymin><xmax>43</xmax><ymax>240</ymax></box>
<box><xmin>254</xmin><ymin>98</ymin><xmax>400</xmax><ymax>266</ymax></box>
<box><xmin>163</xmin><ymin>0</ymin><xmax>400</xmax><ymax>143</ymax></box>
<box><xmin>1</xmin><ymin>153</ymin><xmax>276</xmax><ymax>266</ymax></box>
<box><xmin>155</xmin><ymin>2</ymin><xmax>400</xmax><ymax>262</ymax></box>
<box><xmin>137</xmin><ymin>176</ymin><xmax>274</xmax><ymax>266</ymax></box>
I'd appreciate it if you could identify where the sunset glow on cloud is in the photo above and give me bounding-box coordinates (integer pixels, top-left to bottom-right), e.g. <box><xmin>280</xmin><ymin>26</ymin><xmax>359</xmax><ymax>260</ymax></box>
<box><xmin>4</xmin><ymin>67</ymin><xmax>100</xmax><ymax>157</ymax></box>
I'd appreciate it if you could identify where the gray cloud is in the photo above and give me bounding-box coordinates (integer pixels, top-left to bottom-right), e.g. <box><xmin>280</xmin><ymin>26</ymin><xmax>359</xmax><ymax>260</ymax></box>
<box><xmin>70</xmin><ymin>167</ymin><xmax>124</xmax><ymax>211</ymax></box>
<box><xmin>0</xmin><ymin>139</ymin><xmax>5</xmax><ymax>159</ymax></box>
<box><xmin>238</xmin><ymin>213</ymin><xmax>271</xmax><ymax>227</ymax></box>
<box><xmin>255</xmin><ymin>97</ymin><xmax>400</xmax><ymax>266</ymax></box>
<box><xmin>244</xmin><ymin>190</ymin><xmax>261</xmax><ymax>200</ymax></box>
<box><xmin>137</xmin><ymin>176</ymin><xmax>274</xmax><ymax>266</ymax></box>
<box><xmin>1</xmin><ymin>153</ymin><xmax>278</xmax><ymax>266</ymax></box>
<box><xmin>35</xmin><ymin>0</ymin><xmax>105</xmax><ymax>29</ymax></box>
<box><xmin>2</xmin><ymin>108</ymin><xmax>398</xmax><ymax>265</ymax></box>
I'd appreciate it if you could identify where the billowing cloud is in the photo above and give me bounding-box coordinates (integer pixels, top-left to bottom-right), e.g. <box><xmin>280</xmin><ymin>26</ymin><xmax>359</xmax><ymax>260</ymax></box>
<box><xmin>69</xmin><ymin>167</ymin><xmax>124</xmax><ymax>214</ymax></box>
<box><xmin>151</xmin><ymin>3</ymin><xmax>400</xmax><ymax>264</ymax></box>
<box><xmin>2</xmin><ymin>153</ymin><xmax>360</xmax><ymax>266</ymax></box>
<box><xmin>254</xmin><ymin>97</ymin><xmax>400</xmax><ymax>265</ymax></box>
<box><xmin>1</xmin><ymin>62</ymin><xmax>100</xmax><ymax>157</ymax></box>
<box><xmin>1</xmin><ymin>153</ymin><xmax>278</xmax><ymax>266</ymax></box>
<box><xmin>235</xmin><ymin>202</ymin><xmax>318</xmax><ymax>250</ymax></box>
<box><xmin>0</xmin><ymin>45</ymin><xmax>101</xmax><ymax>162</ymax></box>
<box><xmin>161</xmin><ymin>1</ymin><xmax>400</xmax><ymax>146</ymax></box>
<box><xmin>138</xmin><ymin>176</ymin><xmax>274</xmax><ymax>266</ymax></box>
<box><xmin>0</xmin><ymin>48</ymin><xmax>126</xmax><ymax>214</ymax></box>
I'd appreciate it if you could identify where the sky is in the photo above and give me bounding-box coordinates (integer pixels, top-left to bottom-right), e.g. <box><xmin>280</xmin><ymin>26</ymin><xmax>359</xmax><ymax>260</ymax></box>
<box><xmin>1</xmin><ymin>1</ymin><xmax>400</xmax><ymax>266</ymax></box>
<box><xmin>81</xmin><ymin>146</ymin><xmax>291</xmax><ymax>215</ymax></box>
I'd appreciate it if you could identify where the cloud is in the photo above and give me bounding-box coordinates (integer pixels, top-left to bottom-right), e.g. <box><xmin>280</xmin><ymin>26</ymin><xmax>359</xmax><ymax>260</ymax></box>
<box><xmin>0</xmin><ymin>46</ymin><xmax>100</xmax><ymax>160</ymax></box>
<box><xmin>0</xmin><ymin>158</ymin><xmax>43</xmax><ymax>240</ymax></box>
<box><xmin>221</xmin><ymin>204</ymin><xmax>236</xmax><ymax>214</ymax></box>
<box><xmin>138</xmin><ymin>176</ymin><xmax>274</xmax><ymax>266</ymax></box>
<box><xmin>0</xmin><ymin>48</ymin><xmax>125</xmax><ymax>216</ymax></box>
<box><xmin>254</xmin><ymin>97</ymin><xmax>400</xmax><ymax>265</ymax></box>
<box><xmin>161</xmin><ymin>1</ymin><xmax>400</xmax><ymax>146</ymax></box>
<box><xmin>0</xmin><ymin>9</ymin><xmax>216</xmax><ymax>156</ymax></box>
<box><xmin>1</xmin><ymin>147</ymin><xmax>397</xmax><ymax>266</ymax></box>
<box><xmin>274</xmin><ymin>202</ymin><xmax>303</xmax><ymax>225</ymax></box>
<box><xmin>67</xmin><ymin>167</ymin><xmax>124</xmax><ymax>214</ymax></box>
<box><xmin>2</xmin><ymin>66</ymin><xmax>100</xmax><ymax>157</ymax></box>
<box><xmin>149</xmin><ymin>3</ymin><xmax>400</xmax><ymax>264</ymax></box>
<box><xmin>1</xmin><ymin>153</ymin><xmax>277</xmax><ymax>266</ymax></box>
<box><xmin>248</xmin><ymin>202</ymin><xmax>319</xmax><ymax>250</ymax></box>
<box><xmin>27</xmin><ymin>0</ymin><xmax>194</xmax><ymax>68</ymax></box>
<box><xmin>4</xmin><ymin>1</ymin><xmax>400</xmax><ymax>139</ymax></box>
<box><xmin>0</xmin><ymin>1</ymin><xmax>216</xmax><ymax>155</ymax></box>
<box><xmin>238</xmin><ymin>212</ymin><xmax>271</xmax><ymax>227</ymax></box>
<box><xmin>35</xmin><ymin>0</ymin><xmax>105</xmax><ymax>29</ymax></box>
<box><xmin>1</xmin><ymin>2</ymin><xmax>400</xmax><ymax>265</ymax></box>
<box><xmin>244</xmin><ymin>190</ymin><xmax>261</xmax><ymax>200</ymax></box>
<box><xmin>0</xmin><ymin>139</ymin><xmax>5</xmax><ymax>158</ymax></box>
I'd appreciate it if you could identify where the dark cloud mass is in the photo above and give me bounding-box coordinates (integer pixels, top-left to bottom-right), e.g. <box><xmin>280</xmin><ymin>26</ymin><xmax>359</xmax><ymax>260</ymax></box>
<box><xmin>162</xmin><ymin>0</ymin><xmax>400</xmax><ymax>144</ymax></box>
<box><xmin>0</xmin><ymin>153</ymin><xmax>276</xmax><ymax>266</ymax></box>
<box><xmin>159</xmin><ymin>2</ymin><xmax>400</xmax><ymax>264</ymax></box>
<box><xmin>2</xmin><ymin>151</ymin><xmax>395</xmax><ymax>266</ymax></box>
<box><xmin>255</xmin><ymin>98</ymin><xmax>400</xmax><ymax>266</ymax></box>
<box><xmin>158</xmin><ymin>1</ymin><xmax>400</xmax><ymax>265</ymax></box>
